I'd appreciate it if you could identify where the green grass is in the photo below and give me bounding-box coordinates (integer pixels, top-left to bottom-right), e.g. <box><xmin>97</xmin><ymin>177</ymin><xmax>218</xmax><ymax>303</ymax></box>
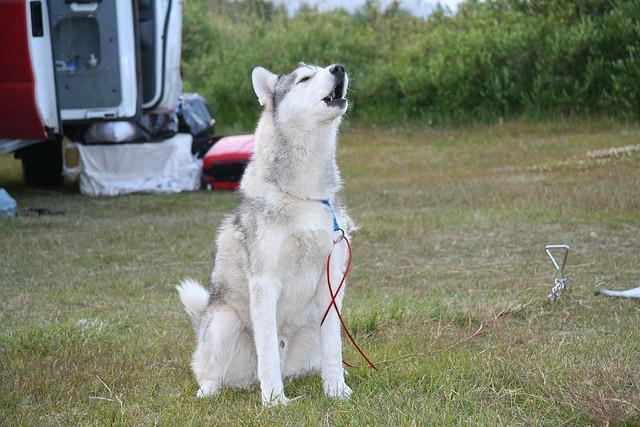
<box><xmin>1</xmin><ymin>120</ymin><xmax>639</xmax><ymax>425</ymax></box>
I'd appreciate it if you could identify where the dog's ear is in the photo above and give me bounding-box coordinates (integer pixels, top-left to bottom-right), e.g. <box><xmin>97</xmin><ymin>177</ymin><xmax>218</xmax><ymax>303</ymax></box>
<box><xmin>252</xmin><ymin>67</ymin><xmax>278</xmax><ymax>107</ymax></box>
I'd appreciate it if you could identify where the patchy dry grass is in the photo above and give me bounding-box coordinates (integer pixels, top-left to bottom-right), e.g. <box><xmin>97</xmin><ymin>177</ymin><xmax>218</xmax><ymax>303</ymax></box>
<box><xmin>1</xmin><ymin>120</ymin><xmax>639</xmax><ymax>425</ymax></box>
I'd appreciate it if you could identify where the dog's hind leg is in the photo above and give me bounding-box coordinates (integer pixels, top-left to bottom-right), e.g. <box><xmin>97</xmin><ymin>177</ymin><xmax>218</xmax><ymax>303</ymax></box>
<box><xmin>191</xmin><ymin>305</ymin><xmax>256</xmax><ymax>397</ymax></box>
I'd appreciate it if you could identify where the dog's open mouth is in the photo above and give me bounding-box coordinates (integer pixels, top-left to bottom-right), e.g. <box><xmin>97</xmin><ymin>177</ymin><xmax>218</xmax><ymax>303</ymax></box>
<box><xmin>323</xmin><ymin>79</ymin><xmax>346</xmax><ymax>107</ymax></box>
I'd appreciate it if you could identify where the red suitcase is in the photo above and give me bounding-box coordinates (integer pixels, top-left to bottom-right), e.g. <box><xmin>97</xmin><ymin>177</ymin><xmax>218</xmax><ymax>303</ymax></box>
<box><xmin>202</xmin><ymin>134</ymin><xmax>254</xmax><ymax>190</ymax></box>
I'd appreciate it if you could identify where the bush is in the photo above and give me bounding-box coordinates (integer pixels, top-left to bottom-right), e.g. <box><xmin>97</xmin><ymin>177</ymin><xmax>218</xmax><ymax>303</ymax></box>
<box><xmin>181</xmin><ymin>0</ymin><xmax>640</xmax><ymax>129</ymax></box>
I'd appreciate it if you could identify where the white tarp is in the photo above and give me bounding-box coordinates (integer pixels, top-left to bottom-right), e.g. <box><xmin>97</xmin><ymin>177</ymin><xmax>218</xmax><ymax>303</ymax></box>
<box><xmin>75</xmin><ymin>133</ymin><xmax>201</xmax><ymax>196</ymax></box>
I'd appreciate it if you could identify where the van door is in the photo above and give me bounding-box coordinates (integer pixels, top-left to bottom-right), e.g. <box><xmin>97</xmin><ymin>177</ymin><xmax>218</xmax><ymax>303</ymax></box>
<box><xmin>138</xmin><ymin>0</ymin><xmax>182</xmax><ymax>113</ymax></box>
<box><xmin>0</xmin><ymin>0</ymin><xmax>59</xmax><ymax>142</ymax></box>
<box><xmin>48</xmin><ymin>0</ymin><xmax>139</xmax><ymax>121</ymax></box>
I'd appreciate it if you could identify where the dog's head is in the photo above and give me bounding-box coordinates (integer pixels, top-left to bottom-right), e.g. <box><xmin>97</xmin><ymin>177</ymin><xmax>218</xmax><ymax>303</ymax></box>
<box><xmin>252</xmin><ymin>62</ymin><xmax>349</xmax><ymax>124</ymax></box>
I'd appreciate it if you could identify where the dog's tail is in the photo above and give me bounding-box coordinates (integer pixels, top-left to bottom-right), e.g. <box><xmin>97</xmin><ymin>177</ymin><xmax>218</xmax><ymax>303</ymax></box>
<box><xmin>176</xmin><ymin>278</ymin><xmax>209</xmax><ymax>331</ymax></box>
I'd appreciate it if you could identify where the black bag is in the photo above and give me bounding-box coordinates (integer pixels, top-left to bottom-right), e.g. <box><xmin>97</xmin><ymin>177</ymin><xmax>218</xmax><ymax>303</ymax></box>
<box><xmin>136</xmin><ymin>112</ymin><xmax>178</xmax><ymax>140</ymax></box>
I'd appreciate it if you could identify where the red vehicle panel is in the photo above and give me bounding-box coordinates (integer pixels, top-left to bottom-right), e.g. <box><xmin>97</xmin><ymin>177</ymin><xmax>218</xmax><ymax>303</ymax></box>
<box><xmin>202</xmin><ymin>134</ymin><xmax>254</xmax><ymax>190</ymax></box>
<box><xmin>0</xmin><ymin>1</ymin><xmax>48</xmax><ymax>139</ymax></box>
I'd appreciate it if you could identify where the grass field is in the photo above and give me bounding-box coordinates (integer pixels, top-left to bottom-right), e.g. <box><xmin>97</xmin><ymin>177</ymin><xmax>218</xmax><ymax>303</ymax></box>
<box><xmin>1</xmin><ymin>120</ymin><xmax>639</xmax><ymax>425</ymax></box>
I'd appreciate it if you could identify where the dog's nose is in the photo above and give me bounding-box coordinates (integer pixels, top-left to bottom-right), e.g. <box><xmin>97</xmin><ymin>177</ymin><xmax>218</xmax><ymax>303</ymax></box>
<box><xmin>330</xmin><ymin>64</ymin><xmax>345</xmax><ymax>76</ymax></box>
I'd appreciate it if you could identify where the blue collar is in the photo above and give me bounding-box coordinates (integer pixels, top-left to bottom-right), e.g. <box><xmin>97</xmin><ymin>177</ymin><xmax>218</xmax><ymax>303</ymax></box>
<box><xmin>320</xmin><ymin>199</ymin><xmax>341</xmax><ymax>232</ymax></box>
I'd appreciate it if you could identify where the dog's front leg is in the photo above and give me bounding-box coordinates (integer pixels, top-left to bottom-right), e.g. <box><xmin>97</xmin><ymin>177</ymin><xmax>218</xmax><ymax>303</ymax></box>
<box><xmin>320</xmin><ymin>245</ymin><xmax>352</xmax><ymax>400</ymax></box>
<box><xmin>249</xmin><ymin>278</ymin><xmax>289</xmax><ymax>406</ymax></box>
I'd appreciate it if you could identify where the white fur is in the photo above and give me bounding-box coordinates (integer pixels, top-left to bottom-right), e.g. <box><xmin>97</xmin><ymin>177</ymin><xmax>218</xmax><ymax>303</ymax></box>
<box><xmin>178</xmin><ymin>63</ymin><xmax>353</xmax><ymax>405</ymax></box>
<box><xmin>176</xmin><ymin>278</ymin><xmax>209</xmax><ymax>330</ymax></box>
<box><xmin>252</xmin><ymin>67</ymin><xmax>278</xmax><ymax>107</ymax></box>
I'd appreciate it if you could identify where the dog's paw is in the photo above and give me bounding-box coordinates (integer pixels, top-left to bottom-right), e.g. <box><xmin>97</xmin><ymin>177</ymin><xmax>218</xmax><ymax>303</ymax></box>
<box><xmin>261</xmin><ymin>392</ymin><xmax>291</xmax><ymax>407</ymax></box>
<box><xmin>196</xmin><ymin>380</ymin><xmax>220</xmax><ymax>398</ymax></box>
<box><xmin>323</xmin><ymin>380</ymin><xmax>352</xmax><ymax>400</ymax></box>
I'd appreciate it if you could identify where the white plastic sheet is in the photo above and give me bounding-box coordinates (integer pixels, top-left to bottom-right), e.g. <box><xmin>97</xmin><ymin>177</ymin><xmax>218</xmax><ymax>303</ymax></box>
<box><xmin>597</xmin><ymin>286</ymin><xmax>640</xmax><ymax>298</ymax></box>
<box><xmin>76</xmin><ymin>133</ymin><xmax>201</xmax><ymax>196</ymax></box>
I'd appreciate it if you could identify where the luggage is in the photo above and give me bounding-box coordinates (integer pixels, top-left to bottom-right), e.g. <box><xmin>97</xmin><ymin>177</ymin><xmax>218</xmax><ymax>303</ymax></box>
<box><xmin>202</xmin><ymin>134</ymin><xmax>254</xmax><ymax>190</ymax></box>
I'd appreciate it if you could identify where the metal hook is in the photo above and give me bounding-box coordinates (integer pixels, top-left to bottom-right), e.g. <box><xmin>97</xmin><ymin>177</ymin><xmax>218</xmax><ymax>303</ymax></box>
<box><xmin>545</xmin><ymin>244</ymin><xmax>570</xmax><ymax>276</ymax></box>
<box><xmin>545</xmin><ymin>244</ymin><xmax>570</xmax><ymax>301</ymax></box>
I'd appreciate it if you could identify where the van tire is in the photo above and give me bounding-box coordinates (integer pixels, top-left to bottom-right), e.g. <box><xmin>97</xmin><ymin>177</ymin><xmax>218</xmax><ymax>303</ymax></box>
<box><xmin>18</xmin><ymin>139</ymin><xmax>64</xmax><ymax>186</ymax></box>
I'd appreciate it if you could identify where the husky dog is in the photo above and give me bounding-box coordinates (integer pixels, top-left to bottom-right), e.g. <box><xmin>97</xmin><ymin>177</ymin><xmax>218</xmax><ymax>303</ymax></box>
<box><xmin>177</xmin><ymin>63</ymin><xmax>353</xmax><ymax>405</ymax></box>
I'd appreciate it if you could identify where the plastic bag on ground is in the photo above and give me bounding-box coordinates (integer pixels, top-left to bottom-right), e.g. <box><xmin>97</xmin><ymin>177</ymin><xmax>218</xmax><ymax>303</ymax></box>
<box><xmin>0</xmin><ymin>188</ymin><xmax>17</xmax><ymax>216</ymax></box>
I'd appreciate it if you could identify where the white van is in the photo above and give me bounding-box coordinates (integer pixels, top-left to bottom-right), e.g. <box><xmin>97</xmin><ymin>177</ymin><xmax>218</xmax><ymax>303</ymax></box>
<box><xmin>0</xmin><ymin>0</ymin><xmax>182</xmax><ymax>185</ymax></box>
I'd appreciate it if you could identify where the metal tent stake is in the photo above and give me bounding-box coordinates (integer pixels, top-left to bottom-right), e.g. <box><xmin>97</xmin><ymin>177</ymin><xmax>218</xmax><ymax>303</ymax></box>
<box><xmin>545</xmin><ymin>244</ymin><xmax>570</xmax><ymax>302</ymax></box>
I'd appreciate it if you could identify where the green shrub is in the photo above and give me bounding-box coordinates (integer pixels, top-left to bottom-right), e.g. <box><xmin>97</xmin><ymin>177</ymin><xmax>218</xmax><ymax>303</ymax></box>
<box><xmin>181</xmin><ymin>0</ymin><xmax>640</xmax><ymax>129</ymax></box>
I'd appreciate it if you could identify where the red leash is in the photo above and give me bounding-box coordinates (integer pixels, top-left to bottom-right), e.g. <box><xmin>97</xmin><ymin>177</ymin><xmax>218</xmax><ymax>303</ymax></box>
<box><xmin>321</xmin><ymin>235</ymin><xmax>378</xmax><ymax>370</ymax></box>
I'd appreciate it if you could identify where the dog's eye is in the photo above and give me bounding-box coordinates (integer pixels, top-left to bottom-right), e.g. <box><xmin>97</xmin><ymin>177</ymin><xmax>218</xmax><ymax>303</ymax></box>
<box><xmin>297</xmin><ymin>76</ymin><xmax>312</xmax><ymax>84</ymax></box>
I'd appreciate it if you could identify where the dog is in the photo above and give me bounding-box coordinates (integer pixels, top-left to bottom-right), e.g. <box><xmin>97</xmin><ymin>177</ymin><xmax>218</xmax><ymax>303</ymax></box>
<box><xmin>177</xmin><ymin>62</ymin><xmax>353</xmax><ymax>406</ymax></box>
